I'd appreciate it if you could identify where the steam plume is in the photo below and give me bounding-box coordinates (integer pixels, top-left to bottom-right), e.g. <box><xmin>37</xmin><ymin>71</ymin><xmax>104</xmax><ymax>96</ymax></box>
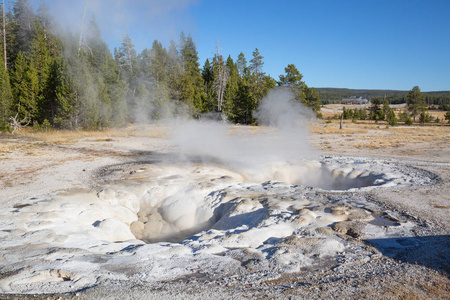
<box><xmin>170</xmin><ymin>88</ymin><xmax>318</xmax><ymax>181</ymax></box>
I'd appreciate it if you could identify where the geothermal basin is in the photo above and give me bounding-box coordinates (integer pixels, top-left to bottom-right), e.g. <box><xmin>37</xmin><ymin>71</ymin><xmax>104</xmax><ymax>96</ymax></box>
<box><xmin>0</xmin><ymin>93</ymin><xmax>448</xmax><ymax>297</ymax></box>
<box><xmin>0</xmin><ymin>154</ymin><xmax>439</xmax><ymax>294</ymax></box>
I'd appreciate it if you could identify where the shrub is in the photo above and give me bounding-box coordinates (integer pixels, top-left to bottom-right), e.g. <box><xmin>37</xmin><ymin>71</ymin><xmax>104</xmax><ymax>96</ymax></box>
<box><xmin>387</xmin><ymin>110</ymin><xmax>398</xmax><ymax>126</ymax></box>
<box><xmin>0</xmin><ymin>121</ymin><xmax>13</xmax><ymax>133</ymax></box>
<box><xmin>419</xmin><ymin>111</ymin><xmax>433</xmax><ymax>124</ymax></box>
<box><xmin>445</xmin><ymin>111</ymin><xmax>450</xmax><ymax>124</ymax></box>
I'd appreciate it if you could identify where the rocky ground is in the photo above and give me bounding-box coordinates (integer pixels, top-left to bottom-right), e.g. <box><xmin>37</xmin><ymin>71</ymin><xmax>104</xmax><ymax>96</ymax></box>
<box><xmin>0</xmin><ymin>122</ymin><xmax>449</xmax><ymax>299</ymax></box>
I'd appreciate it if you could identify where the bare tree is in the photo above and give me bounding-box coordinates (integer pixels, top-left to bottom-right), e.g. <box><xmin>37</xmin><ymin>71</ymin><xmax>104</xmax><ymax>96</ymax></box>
<box><xmin>78</xmin><ymin>0</ymin><xmax>87</xmax><ymax>56</ymax></box>
<box><xmin>9</xmin><ymin>112</ymin><xmax>30</xmax><ymax>134</ymax></box>
<box><xmin>213</xmin><ymin>41</ymin><xmax>229</xmax><ymax>112</ymax></box>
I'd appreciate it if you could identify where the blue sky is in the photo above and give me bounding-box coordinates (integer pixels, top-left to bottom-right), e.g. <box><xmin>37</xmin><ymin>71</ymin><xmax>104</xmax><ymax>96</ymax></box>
<box><xmin>39</xmin><ymin>0</ymin><xmax>450</xmax><ymax>91</ymax></box>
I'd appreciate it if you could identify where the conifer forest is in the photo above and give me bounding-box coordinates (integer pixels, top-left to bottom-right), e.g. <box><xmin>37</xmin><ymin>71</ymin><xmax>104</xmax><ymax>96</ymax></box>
<box><xmin>0</xmin><ymin>0</ymin><xmax>321</xmax><ymax>131</ymax></box>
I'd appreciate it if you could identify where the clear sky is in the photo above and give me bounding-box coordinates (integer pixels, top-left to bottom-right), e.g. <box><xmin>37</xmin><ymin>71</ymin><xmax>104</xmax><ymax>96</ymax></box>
<box><xmin>39</xmin><ymin>0</ymin><xmax>450</xmax><ymax>91</ymax></box>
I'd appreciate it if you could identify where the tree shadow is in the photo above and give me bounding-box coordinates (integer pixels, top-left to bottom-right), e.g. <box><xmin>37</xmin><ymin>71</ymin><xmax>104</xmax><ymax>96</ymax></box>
<box><xmin>365</xmin><ymin>235</ymin><xmax>450</xmax><ymax>275</ymax></box>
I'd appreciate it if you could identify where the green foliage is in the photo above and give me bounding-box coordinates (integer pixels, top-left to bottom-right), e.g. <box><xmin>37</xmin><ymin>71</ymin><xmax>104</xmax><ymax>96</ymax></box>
<box><xmin>11</xmin><ymin>51</ymin><xmax>39</xmax><ymax>121</ymax></box>
<box><xmin>386</xmin><ymin>110</ymin><xmax>398</xmax><ymax>126</ymax></box>
<box><xmin>369</xmin><ymin>97</ymin><xmax>385</xmax><ymax>121</ymax></box>
<box><xmin>342</xmin><ymin>106</ymin><xmax>353</xmax><ymax>119</ymax></box>
<box><xmin>407</xmin><ymin>86</ymin><xmax>426</xmax><ymax>121</ymax></box>
<box><xmin>0</xmin><ymin>48</ymin><xmax>13</xmax><ymax>124</ymax></box>
<box><xmin>278</xmin><ymin>64</ymin><xmax>303</xmax><ymax>87</ymax></box>
<box><xmin>439</xmin><ymin>103</ymin><xmax>450</xmax><ymax>111</ymax></box>
<box><xmin>179</xmin><ymin>33</ymin><xmax>206</xmax><ymax>114</ymax></box>
<box><xmin>316</xmin><ymin>88</ymin><xmax>450</xmax><ymax>107</ymax></box>
<box><xmin>419</xmin><ymin>111</ymin><xmax>433</xmax><ymax>124</ymax></box>
<box><xmin>398</xmin><ymin>111</ymin><xmax>412</xmax><ymax>125</ymax></box>
<box><xmin>445</xmin><ymin>111</ymin><xmax>450</xmax><ymax>124</ymax></box>
<box><xmin>277</xmin><ymin>63</ymin><xmax>320</xmax><ymax>112</ymax></box>
<box><xmin>1</xmin><ymin>4</ymin><xmax>323</xmax><ymax>129</ymax></box>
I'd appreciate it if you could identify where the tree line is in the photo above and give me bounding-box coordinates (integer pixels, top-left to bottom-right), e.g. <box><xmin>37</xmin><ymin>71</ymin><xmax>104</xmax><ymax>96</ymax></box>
<box><xmin>317</xmin><ymin>88</ymin><xmax>450</xmax><ymax>108</ymax></box>
<box><xmin>337</xmin><ymin>86</ymin><xmax>450</xmax><ymax>125</ymax></box>
<box><xmin>0</xmin><ymin>0</ymin><xmax>320</xmax><ymax>132</ymax></box>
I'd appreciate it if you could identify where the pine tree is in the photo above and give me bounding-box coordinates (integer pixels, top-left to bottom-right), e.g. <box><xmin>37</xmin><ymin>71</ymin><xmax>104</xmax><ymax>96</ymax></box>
<box><xmin>115</xmin><ymin>33</ymin><xmax>138</xmax><ymax>88</ymax></box>
<box><xmin>278</xmin><ymin>64</ymin><xmax>303</xmax><ymax>88</ymax></box>
<box><xmin>304</xmin><ymin>86</ymin><xmax>320</xmax><ymax>112</ymax></box>
<box><xmin>149</xmin><ymin>40</ymin><xmax>169</xmax><ymax>83</ymax></box>
<box><xmin>167</xmin><ymin>39</ymin><xmax>183</xmax><ymax>103</ymax></box>
<box><xmin>30</xmin><ymin>23</ymin><xmax>52</xmax><ymax>122</ymax></box>
<box><xmin>407</xmin><ymin>86</ymin><xmax>426</xmax><ymax>121</ymax></box>
<box><xmin>232</xmin><ymin>78</ymin><xmax>252</xmax><ymax>124</ymax></box>
<box><xmin>223</xmin><ymin>55</ymin><xmax>239</xmax><ymax>119</ymax></box>
<box><xmin>249</xmin><ymin>48</ymin><xmax>264</xmax><ymax>79</ymax></box>
<box><xmin>236</xmin><ymin>52</ymin><xmax>247</xmax><ymax>78</ymax></box>
<box><xmin>179</xmin><ymin>33</ymin><xmax>205</xmax><ymax>114</ymax></box>
<box><xmin>387</xmin><ymin>110</ymin><xmax>398</xmax><ymax>126</ymax></box>
<box><xmin>248</xmin><ymin>48</ymin><xmax>269</xmax><ymax>110</ymax></box>
<box><xmin>0</xmin><ymin>43</ymin><xmax>12</xmax><ymax>125</ymax></box>
<box><xmin>115</xmin><ymin>33</ymin><xmax>139</xmax><ymax>119</ymax></box>
<box><xmin>382</xmin><ymin>99</ymin><xmax>391</xmax><ymax>120</ymax></box>
<box><xmin>369</xmin><ymin>97</ymin><xmax>384</xmax><ymax>121</ymax></box>
<box><xmin>11</xmin><ymin>52</ymin><xmax>39</xmax><ymax>122</ymax></box>
<box><xmin>201</xmin><ymin>58</ymin><xmax>215</xmax><ymax>112</ymax></box>
<box><xmin>9</xmin><ymin>0</ymin><xmax>35</xmax><ymax>61</ymax></box>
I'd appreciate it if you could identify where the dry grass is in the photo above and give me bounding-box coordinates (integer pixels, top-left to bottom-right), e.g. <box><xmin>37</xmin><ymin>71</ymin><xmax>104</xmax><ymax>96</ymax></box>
<box><xmin>311</xmin><ymin>118</ymin><xmax>450</xmax><ymax>151</ymax></box>
<box><xmin>311</xmin><ymin>123</ymin><xmax>368</xmax><ymax>134</ymax></box>
<box><xmin>3</xmin><ymin>124</ymin><xmax>170</xmax><ymax>145</ymax></box>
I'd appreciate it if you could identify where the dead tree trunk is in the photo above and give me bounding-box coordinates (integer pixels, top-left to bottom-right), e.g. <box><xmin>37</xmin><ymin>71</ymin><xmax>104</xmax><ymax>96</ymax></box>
<box><xmin>213</xmin><ymin>41</ymin><xmax>229</xmax><ymax>112</ymax></box>
<box><xmin>2</xmin><ymin>0</ymin><xmax>6</xmax><ymax>69</ymax></box>
<box><xmin>78</xmin><ymin>0</ymin><xmax>87</xmax><ymax>56</ymax></box>
<box><xmin>9</xmin><ymin>113</ymin><xmax>30</xmax><ymax>134</ymax></box>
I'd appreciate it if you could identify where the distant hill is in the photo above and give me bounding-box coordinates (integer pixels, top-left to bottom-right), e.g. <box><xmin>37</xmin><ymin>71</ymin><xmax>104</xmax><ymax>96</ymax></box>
<box><xmin>315</xmin><ymin>88</ymin><xmax>450</xmax><ymax>106</ymax></box>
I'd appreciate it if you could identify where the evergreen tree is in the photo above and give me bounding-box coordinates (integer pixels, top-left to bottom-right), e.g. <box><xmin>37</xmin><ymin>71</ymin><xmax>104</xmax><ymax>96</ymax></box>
<box><xmin>359</xmin><ymin>108</ymin><xmax>367</xmax><ymax>120</ymax></box>
<box><xmin>0</xmin><ymin>44</ymin><xmax>12</xmax><ymax>124</ymax></box>
<box><xmin>406</xmin><ymin>86</ymin><xmax>426</xmax><ymax>121</ymax></box>
<box><xmin>115</xmin><ymin>33</ymin><xmax>138</xmax><ymax>89</ymax></box>
<box><xmin>304</xmin><ymin>86</ymin><xmax>321</xmax><ymax>112</ymax></box>
<box><xmin>223</xmin><ymin>55</ymin><xmax>239</xmax><ymax>119</ymax></box>
<box><xmin>201</xmin><ymin>58</ymin><xmax>215</xmax><ymax>112</ymax></box>
<box><xmin>149</xmin><ymin>39</ymin><xmax>169</xmax><ymax>83</ymax></box>
<box><xmin>167</xmin><ymin>39</ymin><xmax>183</xmax><ymax>103</ymax></box>
<box><xmin>179</xmin><ymin>33</ymin><xmax>205</xmax><ymax>114</ymax></box>
<box><xmin>11</xmin><ymin>51</ymin><xmax>40</xmax><ymax>122</ymax></box>
<box><xmin>115</xmin><ymin>33</ymin><xmax>138</xmax><ymax>119</ymax></box>
<box><xmin>30</xmin><ymin>22</ymin><xmax>52</xmax><ymax>122</ymax></box>
<box><xmin>387</xmin><ymin>110</ymin><xmax>398</xmax><ymax>126</ymax></box>
<box><xmin>278</xmin><ymin>64</ymin><xmax>304</xmax><ymax>88</ymax></box>
<box><xmin>249</xmin><ymin>48</ymin><xmax>264</xmax><ymax>78</ymax></box>
<box><xmin>444</xmin><ymin>111</ymin><xmax>450</xmax><ymax>124</ymax></box>
<box><xmin>248</xmin><ymin>48</ymin><xmax>271</xmax><ymax>111</ymax></box>
<box><xmin>232</xmin><ymin>77</ymin><xmax>252</xmax><ymax>124</ymax></box>
<box><xmin>236</xmin><ymin>52</ymin><xmax>247</xmax><ymax>78</ymax></box>
<box><xmin>277</xmin><ymin>63</ymin><xmax>320</xmax><ymax>112</ymax></box>
<box><xmin>382</xmin><ymin>99</ymin><xmax>391</xmax><ymax>121</ymax></box>
<box><xmin>9</xmin><ymin>0</ymin><xmax>35</xmax><ymax>62</ymax></box>
<box><xmin>369</xmin><ymin>97</ymin><xmax>384</xmax><ymax>121</ymax></box>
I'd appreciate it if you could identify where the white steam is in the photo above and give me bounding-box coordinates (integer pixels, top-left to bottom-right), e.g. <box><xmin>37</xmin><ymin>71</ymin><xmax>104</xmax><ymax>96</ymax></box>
<box><xmin>170</xmin><ymin>88</ymin><xmax>318</xmax><ymax>183</ymax></box>
<box><xmin>45</xmin><ymin>0</ymin><xmax>199</xmax><ymax>49</ymax></box>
